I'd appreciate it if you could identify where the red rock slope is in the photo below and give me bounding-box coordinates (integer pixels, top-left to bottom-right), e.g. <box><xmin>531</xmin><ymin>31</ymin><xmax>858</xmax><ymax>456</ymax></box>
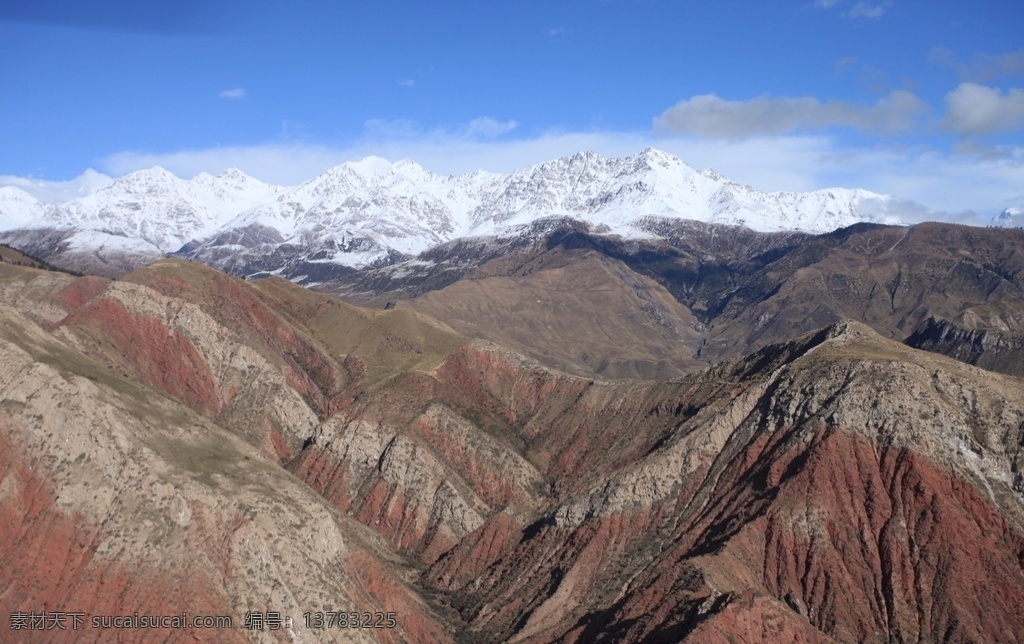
<box><xmin>2</xmin><ymin>258</ymin><xmax>1023</xmax><ymax>642</ymax></box>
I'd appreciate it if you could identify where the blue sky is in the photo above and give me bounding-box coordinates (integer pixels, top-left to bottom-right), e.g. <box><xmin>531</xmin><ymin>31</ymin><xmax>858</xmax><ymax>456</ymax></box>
<box><xmin>1</xmin><ymin>0</ymin><xmax>1022</xmax><ymax>219</ymax></box>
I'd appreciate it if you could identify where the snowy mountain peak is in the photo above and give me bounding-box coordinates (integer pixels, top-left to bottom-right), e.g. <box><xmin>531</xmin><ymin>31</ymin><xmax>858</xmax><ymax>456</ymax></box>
<box><xmin>192</xmin><ymin>167</ymin><xmax>252</xmax><ymax>185</ymax></box>
<box><xmin>635</xmin><ymin>147</ymin><xmax>682</xmax><ymax>166</ymax></box>
<box><xmin>194</xmin><ymin>168</ymin><xmax>276</xmax><ymax>194</ymax></box>
<box><xmin>120</xmin><ymin>165</ymin><xmax>180</xmax><ymax>183</ymax></box>
<box><xmin>569</xmin><ymin>150</ymin><xmax>602</xmax><ymax>163</ymax></box>
<box><xmin>218</xmin><ymin>167</ymin><xmax>249</xmax><ymax>181</ymax></box>
<box><xmin>339</xmin><ymin>156</ymin><xmax>395</xmax><ymax>177</ymax></box>
<box><xmin>97</xmin><ymin>166</ymin><xmax>190</xmax><ymax>200</ymax></box>
<box><xmin>993</xmin><ymin>207</ymin><xmax>1024</xmax><ymax>228</ymax></box>
<box><xmin>0</xmin><ymin>186</ymin><xmax>47</xmax><ymax>231</ymax></box>
<box><xmin>2</xmin><ymin>149</ymin><xmax>918</xmax><ymax>274</ymax></box>
<box><xmin>391</xmin><ymin>158</ymin><xmax>426</xmax><ymax>173</ymax></box>
<box><xmin>0</xmin><ymin>185</ymin><xmax>39</xmax><ymax>203</ymax></box>
<box><xmin>698</xmin><ymin>167</ymin><xmax>726</xmax><ymax>182</ymax></box>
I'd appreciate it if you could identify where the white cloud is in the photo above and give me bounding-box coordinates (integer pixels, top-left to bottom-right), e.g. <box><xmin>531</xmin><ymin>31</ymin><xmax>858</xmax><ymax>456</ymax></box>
<box><xmin>464</xmin><ymin>117</ymin><xmax>519</xmax><ymax>137</ymax></box>
<box><xmin>96</xmin><ymin>119</ymin><xmax>1023</xmax><ymax>220</ymax></box>
<box><xmin>848</xmin><ymin>1</ymin><xmax>892</xmax><ymax>18</ymax></box>
<box><xmin>218</xmin><ymin>88</ymin><xmax>246</xmax><ymax>100</ymax></box>
<box><xmin>813</xmin><ymin>1</ymin><xmax>893</xmax><ymax>18</ymax></box>
<box><xmin>943</xmin><ymin>83</ymin><xmax>1024</xmax><ymax>135</ymax></box>
<box><xmin>398</xmin><ymin>79</ymin><xmax>415</xmax><ymax>87</ymax></box>
<box><xmin>0</xmin><ymin>169</ymin><xmax>113</xmax><ymax>203</ymax></box>
<box><xmin>654</xmin><ymin>90</ymin><xmax>926</xmax><ymax>139</ymax></box>
<box><xmin>362</xmin><ymin>117</ymin><xmax>517</xmax><ymax>141</ymax></box>
<box><xmin>363</xmin><ymin>118</ymin><xmax>421</xmax><ymax>139</ymax></box>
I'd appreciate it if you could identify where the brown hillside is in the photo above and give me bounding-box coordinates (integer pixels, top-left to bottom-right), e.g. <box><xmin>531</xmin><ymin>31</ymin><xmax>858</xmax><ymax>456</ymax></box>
<box><xmin>402</xmin><ymin>248</ymin><xmax>706</xmax><ymax>379</ymax></box>
<box><xmin>351</xmin><ymin>221</ymin><xmax>1024</xmax><ymax>379</ymax></box>
<box><xmin>2</xmin><ymin>259</ymin><xmax>1023</xmax><ymax>642</ymax></box>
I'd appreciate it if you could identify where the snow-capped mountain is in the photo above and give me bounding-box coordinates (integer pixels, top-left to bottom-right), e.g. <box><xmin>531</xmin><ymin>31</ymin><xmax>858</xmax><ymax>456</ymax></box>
<box><xmin>217</xmin><ymin>156</ymin><xmax>484</xmax><ymax>256</ymax></box>
<box><xmin>993</xmin><ymin>206</ymin><xmax>1024</xmax><ymax>229</ymax></box>
<box><xmin>462</xmin><ymin>149</ymin><xmax>901</xmax><ymax>234</ymax></box>
<box><xmin>180</xmin><ymin>148</ymin><xmax>909</xmax><ymax>275</ymax></box>
<box><xmin>2</xmin><ymin>149</ymin><xmax>913</xmax><ymax>277</ymax></box>
<box><xmin>44</xmin><ymin>166</ymin><xmax>286</xmax><ymax>251</ymax></box>
<box><xmin>0</xmin><ymin>167</ymin><xmax>288</xmax><ymax>276</ymax></box>
<box><xmin>0</xmin><ymin>187</ymin><xmax>52</xmax><ymax>230</ymax></box>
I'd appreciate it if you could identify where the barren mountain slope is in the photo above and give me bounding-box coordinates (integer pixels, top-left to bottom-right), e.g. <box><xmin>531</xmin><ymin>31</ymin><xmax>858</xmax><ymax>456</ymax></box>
<box><xmin>2</xmin><ymin>260</ymin><xmax>535</xmax><ymax>577</ymax></box>
<box><xmin>338</xmin><ymin>220</ymin><xmax>1024</xmax><ymax>379</ymax></box>
<box><xmin>0</xmin><ymin>243</ymin><xmax>68</xmax><ymax>272</ymax></box>
<box><xmin>3</xmin><ymin>259</ymin><xmax>1024</xmax><ymax>643</ymax></box>
<box><xmin>0</xmin><ymin>226</ymin><xmax>162</xmax><ymax>278</ymax></box>
<box><xmin>400</xmin><ymin>248</ymin><xmax>707</xmax><ymax>379</ymax></box>
<box><xmin>421</xmin><ymin>323</ymin><xmax>1024</xmax><ymax>643</ymax></box>
<box><xmin>0</xmin><ymin>270</ymin><xmax>456</xmax><ymax>643</ymax></box>
<box><xmin>698</xmin><ymin>222</ymin><xmax>1024</xmax><ymax>364</ymax></box>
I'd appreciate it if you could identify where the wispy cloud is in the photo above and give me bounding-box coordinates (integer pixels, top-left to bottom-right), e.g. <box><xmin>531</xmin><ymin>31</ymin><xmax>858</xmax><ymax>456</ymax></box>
<box><xmin>848</xmin><ymin>1</ymin><xmax>893</xmax><ymax>18</ymax></box>
<box><xmin>218</xmin><ymin>88</ymin><xmax>246</xmax><ymax>100</ymax></box>
<box><xmin>943</xmin><ymin>83</ymin><xmax>1024</xmax><ymax>136</ymax></box>
<box><xmin>654</xmin><ymin>91</ymin><xmax>926</xmax><ymax>139</ymax></box>
<box><xmin>363</xmin><ymin>117</ymin><xmax>518</xmax><ymax>141</ymax></box>
<box><xmin>0</xmin><ymin>169</ymin><xmax>113</xmax><ymax>203</ymax></box>
<box><xmin>930</xmin><ymin>47</ymin><xmax>1024</xmax><ymax>82</ymax></box>
<box><xmin>813</xmin><ymin>0</ymin><xmax>894</xmax><ymax>19</ymax></box>
<box><xmin>547</xmin><ymin>26</ymin><xmax>569</xmax><ymax>37</ymax></box>
<box><xmin>398</xmin><ymin>79</ymin><xmax>416</xmax><ymax>87</ymax></box>
<box><xmin>464</xmin><ymin>117</ymin><xmax>519</xmax><ymax>137</ymax></box>
<box><xmin>811</xmin><ymin>0</ymin><xmax>892</xmax><ymax>17</ymax></box>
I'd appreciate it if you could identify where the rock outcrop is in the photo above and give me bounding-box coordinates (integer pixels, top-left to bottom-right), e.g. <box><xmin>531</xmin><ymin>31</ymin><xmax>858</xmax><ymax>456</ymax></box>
<box><xmin>905</xmin><ymin>315</ymin><xmax>1024</xmax><ymax>376</ymax></box>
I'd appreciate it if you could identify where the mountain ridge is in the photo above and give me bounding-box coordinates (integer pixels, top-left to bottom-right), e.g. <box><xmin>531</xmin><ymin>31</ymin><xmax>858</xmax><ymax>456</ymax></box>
<box><xmin>1</xmin><ymin>149</ymin><xmax>913</xmax><ymax>276</ymax></box>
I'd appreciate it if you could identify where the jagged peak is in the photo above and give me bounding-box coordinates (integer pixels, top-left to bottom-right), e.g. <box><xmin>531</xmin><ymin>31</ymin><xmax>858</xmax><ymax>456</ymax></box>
<box><xmin>635</xmin><ymin>147</ymin><xmax>679</xmax><ymax>163</ymax></box>
<box><xmin>336</xmin><ymin>156</ymin><xmax>394</xmax><ymax>177</ymax></box>
<box><xmin>993</xmin><ymin>206</ymin><xmax>1024</xmax><ymax>229</ymax></box>
<box><xmin>2</xmin><ymin>148</ymin><xmax>915</xmax><ymax>261</ymax></box>
<box><xmin>569</xmin><ymin>150</ymin><xmax>602</xmax><ymax>162</ymax></box>
<box><xmin>217</xmin><ymin>167</ymin><xmax>250</xmax><ymax>180</ymax></box>
<box><xmin>121</xmin><ymin>166</ymin><xmax>179</xmax><ymax>181</ymax></box>
<box><xmin>698</xmin><ymin>167</ymin><xmax>726</xmax><ymax>181</ymax></box>
<box><xmin>91</xmin><ymin>166</ymin><xmax>186</xmax><ymax>199</ymax></box>
<box><xmin>392</xmin><ymin>158</ymin><xmax>426</xmax><ymax>172</ymax></box>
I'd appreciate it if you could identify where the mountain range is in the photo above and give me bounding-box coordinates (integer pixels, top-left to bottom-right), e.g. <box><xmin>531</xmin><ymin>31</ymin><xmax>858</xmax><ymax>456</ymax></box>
<box><xmin>0</xmin><ymin>149</ymin><xmax>919</xmax><ymax>279</ymax></box>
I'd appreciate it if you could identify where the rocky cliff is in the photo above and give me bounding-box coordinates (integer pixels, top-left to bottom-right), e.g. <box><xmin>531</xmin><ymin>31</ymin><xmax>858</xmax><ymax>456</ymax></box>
<box><xmin>905</xmin><ymin>315</ymin><xmax>1024</xmax><ymax>377</ymax></box>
